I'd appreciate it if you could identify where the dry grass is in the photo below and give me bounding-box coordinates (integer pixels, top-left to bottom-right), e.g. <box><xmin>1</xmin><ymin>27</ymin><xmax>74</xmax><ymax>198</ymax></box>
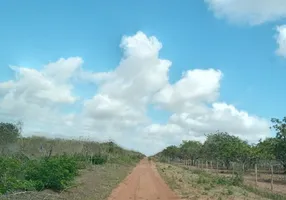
<box><xmin>0</xmin><ymin>134</ymin><xmax>143</xmax><ymax>199</ymax></box>
<box><xmin>156</xmin><ymin>162</ymin><xmax>270</xmax><ymax>200</ymax></box>
<box><xmin>193</xmin><ymin>167</ymin><xmax>286</xmax><ymax>196</ymax></box>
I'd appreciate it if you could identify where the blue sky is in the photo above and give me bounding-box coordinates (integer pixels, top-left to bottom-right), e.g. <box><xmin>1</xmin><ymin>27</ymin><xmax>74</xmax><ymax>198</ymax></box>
<box><xmin>0</xmin><ymin>0</ymin><xmax>286</xmax><ymax>154</ymax></box>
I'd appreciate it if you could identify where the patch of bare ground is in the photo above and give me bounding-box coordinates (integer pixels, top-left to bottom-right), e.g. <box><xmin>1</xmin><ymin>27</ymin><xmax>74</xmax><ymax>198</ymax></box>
<box><xmin>157</xmin><ymin>162</ymin><xmax>271</xmax><ymax>200</ymax></box>
<box><xmin>0</xmin><ymin>164</ymin><xmax>134</xmax><ymax>200</ymax></box>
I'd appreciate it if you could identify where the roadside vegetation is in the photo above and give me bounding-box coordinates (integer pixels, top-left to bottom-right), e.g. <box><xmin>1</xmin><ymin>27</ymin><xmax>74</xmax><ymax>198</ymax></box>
<box><xmin>154</xmin><ymin>116</ymin><xmax>286</xmax><ymax>198</ymax></box>
<box><xmin>0</xmin><ymin>121</ymin><xmax>144</xmax><ymax>199</ymax></box>
<box><xmin>157</xmin><ymin>162</ymin><xmax>271</xmax><ymax>200</ymax></box>
<box><xmin>155</xmin><ymin>117</ymin><xmax>286</xmax><ymax>173</ymax></box>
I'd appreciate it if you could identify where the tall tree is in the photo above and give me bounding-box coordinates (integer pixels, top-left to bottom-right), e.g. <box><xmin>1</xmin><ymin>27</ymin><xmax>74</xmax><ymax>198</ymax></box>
<box><xmin>179</xmin><ymin>140</ymin><xmax>202</xmax><ymax>161</ymax></box>
<box><xmin>0</xmin><ymin>122</ymin><xmax>21</xmax><ymax>145</ymax></box>
<box><xmin>203</xmin><ymin>131</ymin><xmax>250</xmax><ymax>169</ymax></box>
<box><xmin>271</xmin><ymin>117</ymin><xmax>286</xmax><ymax>172</ymax></box>
<box><xmin>161</xmin><ymin>145</ymin><xmax>179</xmax><ymax>160</ymax></box>
<box><xmin>0</xmin><ymin>121</ymin><xmax>22</xmax><ymax>154</ymax></box>
<box><xmin>255</xmin><ymin>138</ymin><xmax>276</xmax><ymax>161</ymax></box>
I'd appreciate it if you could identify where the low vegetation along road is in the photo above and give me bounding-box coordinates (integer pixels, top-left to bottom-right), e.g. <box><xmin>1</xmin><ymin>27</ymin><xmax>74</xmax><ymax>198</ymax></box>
<box><xmin>108</xmin><ymin>158</ymin><xmax>180</xmax><ymax>200</ymax></box>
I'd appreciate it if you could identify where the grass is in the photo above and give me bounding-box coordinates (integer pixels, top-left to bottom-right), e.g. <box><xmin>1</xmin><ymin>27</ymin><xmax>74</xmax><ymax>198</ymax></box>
<box><xmin>242</xmin><ymin>184</ymin><xmax>286</xmax><ymax>200</ymax></box>
<box><xmin>0</xmin><ymin>134</ymin><xmax>144</xmax><ymax>199</ymax></box>
<box><xmin>0</xmin><ymin>163</ymin><xmax>135</xmax><ymax>200</ymax></box>
<box><xmin>157</xmin><ymin>162</ymin><xmax>272</xmax><ymax>200</ymax></box>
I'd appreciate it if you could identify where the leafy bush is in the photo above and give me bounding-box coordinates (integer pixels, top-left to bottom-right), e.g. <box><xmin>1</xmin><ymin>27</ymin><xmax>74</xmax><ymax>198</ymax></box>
<box><xmin>25</xmin><ymin>155</ymin><xmax>79</xmax><ymax>191</ymax></box>
<box><xmin>0</xmin><ymin>132</ymin><xmax>145</xmax><ymax>194</ymax></box>
<box><xmin>197</xmin><ymin>175</ymin><xmax>209</xmax><ymax>184</ymax></box>
<box><xmin>0</xmin><ymin>157</ymin><xmax>37</xmax><ymax>194</ymax></box>
<box><xmin>91</xmin><ymin>154</ymin><xmax>107</xmax><ymax>165</ymax></box>
<box><xmin>0</xmin><ymin>155</ymin><xmax>80</xmax><ymax>194</ymax></box>
<box><xmin>192</xmin><ymin>168</ymin><xmax>243</xmax><ymax>187</ymax></box>
<box><xmin>230</xmin><ymin>172</ymin><xmax>244</xmax><ymax>186</ymax></box>
<box><xmin>214</xmin><ymin>176</ymin><xmax>231</xmax><ymax>185</ymax></box>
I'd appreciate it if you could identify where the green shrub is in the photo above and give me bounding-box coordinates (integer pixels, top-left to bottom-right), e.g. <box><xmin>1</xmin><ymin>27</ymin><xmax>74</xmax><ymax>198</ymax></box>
<box><xmin>230</xmin><ymin>173</ymin><xmax>244</xmax><ymax>186</ymax></box>
<box><xmin>0</xmin><ymin>155</ymin><xmax>79</xmax><ymax>194</ymax></box>
<box><xmin>24</xmin><ymin>155</ymin><xmax>79</xmax><ymax>191</ymax></box>
<box><xmin>215</xmin><ymin>176</ymin><xmax>231</xmax><ymax>185</ymax></box>
<box><xmin>0</xmin><ymin>157</ymin><xmax>37</xmax><ymax>194</ymax></box>
<box><xmin>0</xmin><ymin>157</ymin><xmax>22</xmax><ymax>178</ymax></box>
<box><xmin>91</xmin><ymin>155</ymin><xmax>107</xmax><ymax>165</ymax></box>
<box><xmin>190</xmin><ymin>168</ymin><xmax>243</xmax><ymax>187</ymax></box>
<box><xmin>197</xmin><ymin>175</ymin><xmax>209</xmax><ymax>184</ymax></box>
<box><xmin>0</xmin><ymin>132</ymin><xmax>145</xmax><ymax>195</ymax></box>
<box><xmin>227</xmin><ymin>187</ymin><xmax>234</xmax><ymax>195</ymax></box>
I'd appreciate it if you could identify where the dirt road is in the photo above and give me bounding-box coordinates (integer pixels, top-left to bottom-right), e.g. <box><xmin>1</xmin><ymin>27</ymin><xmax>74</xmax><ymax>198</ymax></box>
<box><xmin>108</xmin><ymin>158</ymin><xmax>181</xmax><ymax>200</ymax></box>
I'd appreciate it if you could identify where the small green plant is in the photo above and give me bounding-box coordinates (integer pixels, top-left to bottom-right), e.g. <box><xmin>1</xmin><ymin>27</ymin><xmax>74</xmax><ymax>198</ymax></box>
<box><xmin>227</xmin><ymin>187</ymin><xmax>234</xmax><ymax>195</ymax></box>
<box><xmin>204</xmin><ymin>186</ymin><xmax>212</xmax><ymax>191</ymax></box>
<box><xmin>91</xmin><ymin>154</ymin><xmax>107</xmax><ymax>165</ymax></box>
<box><xmin>230</xmin><ymin>173</ymin><xmax>244</xmax><ymax>186</ymax></box>
<box><xmin>197</xmin><ymin>175</ymin><xmax>209</xmax><ymax>184</ymax></box>
<box><xmin>215</xmin><ymin>176</ymin><xmax>230</xmax><ymax>185</ymax></box>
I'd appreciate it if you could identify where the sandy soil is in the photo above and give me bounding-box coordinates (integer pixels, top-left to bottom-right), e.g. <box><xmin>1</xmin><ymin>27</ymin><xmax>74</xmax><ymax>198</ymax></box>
<box><xmin>108</xmin><ymin>158</ymin><xmax>181</xmax><ymax>200</ymax></box>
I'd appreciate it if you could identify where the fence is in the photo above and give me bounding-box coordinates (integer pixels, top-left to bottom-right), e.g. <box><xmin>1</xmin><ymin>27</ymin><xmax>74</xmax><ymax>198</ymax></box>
<box><xmin>168</xmin><ymin>159</ymin><xmax>286</xmax><ymax>196</ymax></box>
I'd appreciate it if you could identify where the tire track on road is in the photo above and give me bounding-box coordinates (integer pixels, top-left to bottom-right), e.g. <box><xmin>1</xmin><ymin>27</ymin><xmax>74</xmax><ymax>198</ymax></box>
<box><xmin>107</xmin><ymin>158</ymin><xmax>181</xmax><ymax>200</ymax></box>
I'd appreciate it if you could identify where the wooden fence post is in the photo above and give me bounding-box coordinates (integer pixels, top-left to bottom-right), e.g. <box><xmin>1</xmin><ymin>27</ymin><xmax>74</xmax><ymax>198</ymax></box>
<box><xmin>271</xmin><ymin>165</ymin><xmax>274</xmax><ymax>191</ymax></box>
<box><xmin>255</xmin><ymin>164</ymin><xmax>258</xmax><ymax>187</ymax></box>
<box><xmin>242</xmin><ymin>163</ymin><xmax>245</xmax><ymax>173</ymax></box>
<box><xmin>232</xmin><ymin>163</ymin><xmax>234</xmax><ymax>176</ymax></box>
<box><xmin>90</xmin><ymin>153</ymin><xmax>93</xmax><ymax>165</ymax></box>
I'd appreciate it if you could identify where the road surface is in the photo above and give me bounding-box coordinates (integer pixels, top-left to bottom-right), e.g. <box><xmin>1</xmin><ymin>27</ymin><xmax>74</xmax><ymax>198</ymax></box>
<box><xmin>108</xmin><ymin>158</ymin><xmax>181</xmax><ymax>200</ymax></box>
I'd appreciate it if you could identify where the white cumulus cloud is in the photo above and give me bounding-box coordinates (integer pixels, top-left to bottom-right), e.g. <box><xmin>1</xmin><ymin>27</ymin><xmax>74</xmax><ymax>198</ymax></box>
<box><xmin>276</xmin><ymin>25</ymin><xmax>286</xmax><ymax>57</ymax></box>
<box><xmin>153</xmin><ymin>69</ymin><xmax>222</xmax><ymax>112</ymax></box>
<box><xmin>0</xmin><ymin>31</ymin><xmax>271</xmax><ymax>155</ymax></box>
<box><xmin>205</xmin><ymin>0</ymin><xmax>286</xmax><ymax>25</ymax></box>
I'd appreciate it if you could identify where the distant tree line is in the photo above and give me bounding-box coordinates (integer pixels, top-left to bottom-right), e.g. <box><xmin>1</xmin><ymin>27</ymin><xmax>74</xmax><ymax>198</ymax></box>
<box><xmin>155</xmin><ymin>117</ymin><xmax>286</xmax><ymax>172</ymax></box>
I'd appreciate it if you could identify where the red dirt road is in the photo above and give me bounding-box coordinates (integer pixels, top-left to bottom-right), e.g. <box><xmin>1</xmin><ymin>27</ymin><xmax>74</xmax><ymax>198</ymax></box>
<box><xmin>108</xmin><ymin>158</ymin><xmax>181</xmax><ymax>200</ymax></box>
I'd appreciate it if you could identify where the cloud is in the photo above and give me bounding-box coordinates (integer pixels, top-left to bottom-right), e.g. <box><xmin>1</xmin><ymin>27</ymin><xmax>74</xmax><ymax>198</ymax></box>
<box><xmin>82</xmin><ymin>94</ymin><xmax>148</xmax><ymax>138</ymax></box>
<box><xmin>275</xmin><ymin>25</ymin><xmax>286</xmax><ymax>57</ymax></box>
<box><xmin>170</xmin><ymin>103</ymin><xmax>269</xmax><ymax>142</ymax></box>
<box><xmin>0</xmin><ymin>57</ymin><xmax>84</xmax><ymax>137</ymax></box>
<box><xmin>0</xmin><ymin>57</ymin><xmax>82</xmax><ymax>108</ymax></box>
<box><xmin>0</xmin><ymin>31</ymin><xmax>271</xmax><ymax>155</ymax></box>
<box><xmin>139</xmin><ymin>102</ymin><xmax>269</xmax><ymax>155</ymax></box>
<box><xmin>79</xmin><ymin>32</ymin><xmax>171</xmax><ymax>144</ymax></box>
<box><xmin>205</xmin><ymin>0</ymin><xmax>286</xmax><ymax>25</ymax></box>
<box><xmin>153</xmin><ymin>69</ymin><xmax>222</xmax><ymax>112</ymax></box>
